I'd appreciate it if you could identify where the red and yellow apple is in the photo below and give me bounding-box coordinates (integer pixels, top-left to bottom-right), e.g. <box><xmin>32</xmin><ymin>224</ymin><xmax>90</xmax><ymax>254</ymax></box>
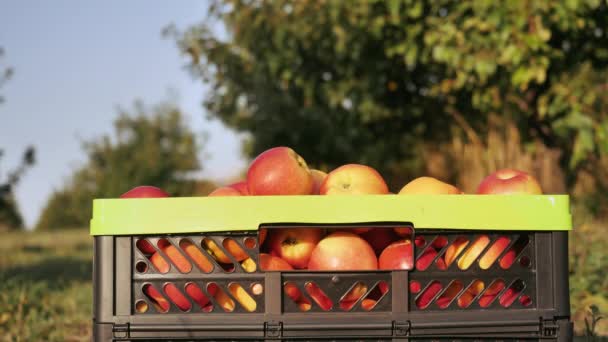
<box><xmin>398</xmin><ymin>177</ymin><xmax>461</xmax><ymax>195</ymax></box>
<box><xmin>259</xmin><ymin>253</ymin><xmax>294</xmax><ymax>271</ymax></box>
<box><xmin>478</xmin><ymin>236</ymin><xmax>510</xmax><ymax>269</ymax></box>
<box><xmin>203</xmin><ymin>238</ymin><xmax>249</xmax><ymax>264</ymax></box>
<box><xmin>416</xmin><ymin>248</ymin><xmax>446</xmax><ymax>271</ymax></box>
<box><xmin>143</xmin><ymin>284</ymin><xmax>170</xmax><ymax>312</ymax></box>
<box><xmin>164</xmin><ymin>283</ymin><xmax>191</xmax><ymax>311</ymax></box>
<box><xmin>208</xmin><ymin>186</ymin><xmax>242</xmax><ymax>196</ymax></box>
<box><xmin>185</xmin><ymin>283</ymin><xmax>213</xmax><ymax>310</ymax></box>
<box><xmin>476</xmin><ymin>169</ymin><xmax>542</xmax><ymax>194</ymax></box>
<box><xmin>320</xmin><ymin>164</ymin><xmax>388</xmax><ymax>195</ymax></box>
<box><xmin>229</xmin><ymin>181</ymin><xmax>249</xmax><ymax>195</ymax></box>
<box><xmin>360</xmin><ymin>228</ymin><xmax>399</xmax><ymax>254</ymax></box>
<box><xmin>247</xmin><ymin>147</ymin><xmax>314</xmax><ymax>195</ymax></box>
<box><xmin>268</xmin><ymin>228</ymin><xmax>323</xmax><ymax>269</ymax></box>
<box><xmin>310</xmin><ymin>169</ymin><xmax>328</xmax><ymax>195</ymax></box>
<box><xmin>379</xmin><ymin>239</ymin><xmax>413</xmax><ymax>270</ymax></box>
<box><xmin>120</xmin><ymin>185</ymin><xmax>169</xmax><ymax>198</ymax></box>
<box><xmin>308</xmin><ymin>232</ymin><xmax>378</xmax><ymax>271</ymax></box>
<box><xmin>150</xmin><ymin>243</ymin><xmax>192</xmax><ymax>273</ymax></box>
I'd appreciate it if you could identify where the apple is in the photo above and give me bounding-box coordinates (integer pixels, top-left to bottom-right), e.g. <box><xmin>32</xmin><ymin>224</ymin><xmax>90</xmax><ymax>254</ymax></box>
<box><xmin>259</xmin><ymin>253</ymin><xmax>294</xmax><ymax>271</ymax></box>
<box><xmin>416</xmin><ymin>248</ymin><xmax>446</xmax><ymax>271</ymax></box>
<box><xmin>308</xmin><ymin>232</ymin><xmax>378</xmax><ymax>271</ymax></box>
<box><xmin>320</xmin><ymin>164</ymin><xmax>389</xmax><ymax>195</ymax></box>
<box><xmin>457</xmin><ymin>235</ymin><xmax>490</xmax><ymax>270</ymax></box>
<box><xmin>247</xmin><ymin>147</ymin><xmax>314</xmax><ymax>195</ymax></box>
<box><xmin>164</xmin><ymin>283</ymin><xmax>191</xmax><ymax>311</ymax></box>
<box><xmin>185</xmin><ymin>283</ymin><xmax>212</xmax><ymax>311</ymax></box>
<box><xmin>339</xmin><ymin>282</ymin><xmax>368</xmax><ymax>310</ymax></box>
<box><xmin>444</xmin><ymin>237</ymin><xmax>469</xmax><ymax>267</ymax></box>
<box><xmin>208</xmin><ymin>283</ymin><xmax>235</xmax><ymax>312</ymax></box>
<box><xmin>310</xmin><ymin>169</ymin><xmax>328</xmax><ymax>194</ymax></box>
<box><xmin>150</xmin><ymin>252</ymin><xmax>170</xmax><ymax>273</ymax></box>
<box><xmin>478</xmin><ymin>236</ymin><xmax>510</xmax><ymax>269</ymax></box>
<box><xmin>240</xmin><ymin>257</ymin><xmax>257</xmax><ymax>272</ymax></box>
<box><xmin>360</xmin><ymin>228</ymin><xmax>399</xmax><ymax>254</ymax></box>
<box><xmin>361</xmin><ymin>298</ymin><xmax>377</xmax><ymax>311</ymax></box>
<box><xmin>458</xmin><ymin>281</ymin><xmax>485</xmax><ymax>308</ymax></box>
<box><xmin>208</xmin><ymin>186</ymin><xmax>242</xmax><ymax>196</ymax></box>
<box><xmin>416</xmin><ymin>282</ymin><xmax>443</xmax><ymax>309</ymax></box>
<box><xmin>180</xmin><ymin>240</ymin><xmax>214</xmax><ymax>273</ymax></box>
<box><xmin>269</xmin><ymin>228</ymin><xmax>322</xmax><ymax>269</ymax></box>
<box><xmin>476</xmin><ymin>169</ymin><xmax>542</xmax><ymax>194</ymax></box>
<box><xmin>284</xmin><ymin>282</ymin><xmax>312</xmax><ymax>311</ymax></box>
<box><xmin>258</xmin><ymin>228</ymin><xmax>268</xmax><ymax>246</ymax></box>
<box><xmin>229</xmin><ymin>181</ymin><xmax>249</xmax><ymax>195</ymax></box>
<box><xmin>394</xmin><ymin>227</ymin><xmax>413</xmax><ymax>237</ymax></box>
<box><xmin>398</xmin><ymin>177</ymin><xmax>461</xmax><ymax>195</ymax></box>
<box><xmin>120</xmin><ymin>185</ymin><xmax>169</xmax><ymax>198</ymax></box>
<box><xmin>203</xmin><ymin>238</ymin><xmax>249</xmax><ymax>264</ymax></box>
<box><xmin>143</xmin><ymin>284</ymin><xmax>170</xmax><ymax>312</ymax></box>
<box><xmin>305</xmin><ymin>282</ymin><xmax>333</xmax><ymax>311</ymax></box>
<box><xmin>228</xmin><ymin>283</ymin><xmax>257</xmax><ymax>312</ymax></box>
<box><xmin>379</xmin><ymin>240</ymin><xmax>413</xmax><ymax>270</ymax></box>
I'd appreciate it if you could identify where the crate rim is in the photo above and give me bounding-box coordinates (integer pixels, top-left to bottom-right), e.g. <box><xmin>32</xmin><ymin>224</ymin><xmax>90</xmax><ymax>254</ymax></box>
<box><xmin>89</xmin><ymin>194</ymin><xmax>571</xmax><ymax>236</ymax></box>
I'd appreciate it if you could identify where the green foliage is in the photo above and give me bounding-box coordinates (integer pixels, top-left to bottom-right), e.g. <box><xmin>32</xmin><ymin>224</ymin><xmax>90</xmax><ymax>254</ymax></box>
<box><xmin>172</xmin><ymin>0</ymin><xmax>608</xmax><ymax>187</ymax></box>
<box><xmin>0</xmin><ymin>230</ymin><xmax>92</xmax><ymax>341</ymax></box>
<box><xmin>36</xmin><ymin>102</ymin><xmax>202</xmax><ymax>230</ymax></box>
<box><xmin>0</xmin><ymin>147</ymin><xmax>36</xmax><ymax>230</ymax></box>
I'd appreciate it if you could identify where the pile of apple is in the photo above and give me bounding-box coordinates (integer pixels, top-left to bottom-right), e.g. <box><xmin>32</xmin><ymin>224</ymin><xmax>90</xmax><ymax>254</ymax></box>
<box><xmin>122</xmin><ymin>146</ymin><xmax>543</xmax><ymax>274</ymax></box>
<box><xmin>123</xmin><ymin>146</ymin><xmax>542</xmax><ymax>311</ymax></box>
<box><xmin>203</xmin><ymin>146</ymin><xmax>541</xmax><ymax>273</ymax></box>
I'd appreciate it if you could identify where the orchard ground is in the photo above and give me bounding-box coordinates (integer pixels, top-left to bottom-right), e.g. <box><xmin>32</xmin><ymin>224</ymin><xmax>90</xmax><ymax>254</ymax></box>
<box><xmin>0</xmin><ymin>229</ymin><xmax>605</xmax><ymax>341</ymax></box>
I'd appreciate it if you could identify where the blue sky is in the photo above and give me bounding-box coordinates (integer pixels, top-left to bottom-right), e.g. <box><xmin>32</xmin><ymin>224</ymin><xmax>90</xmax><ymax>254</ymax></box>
<box><xmin>0</xmin><ymin>1</ymin><xmax>245</xmax><ymax>228</ymax></box>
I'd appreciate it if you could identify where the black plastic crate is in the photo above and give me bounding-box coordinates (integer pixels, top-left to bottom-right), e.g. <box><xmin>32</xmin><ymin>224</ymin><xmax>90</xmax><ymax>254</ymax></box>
<box><xmin>91</xmin><ymin>195</ymin><xmax>572</xmax><ymax>341</ymax></box>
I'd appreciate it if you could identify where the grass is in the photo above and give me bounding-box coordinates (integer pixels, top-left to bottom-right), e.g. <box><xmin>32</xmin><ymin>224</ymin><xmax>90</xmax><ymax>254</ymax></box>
<box><xmin>0</xmin><ymin>229</ymin><xmax>92</xmax><ymax>342</ymax></box>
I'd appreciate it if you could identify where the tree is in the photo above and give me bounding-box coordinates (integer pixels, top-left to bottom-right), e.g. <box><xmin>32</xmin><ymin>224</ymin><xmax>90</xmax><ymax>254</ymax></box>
<box><xmin>0</xmin><ymin>147</ymin><xmax>35</xmax><ymax>230</ymax></box>
<box><xmin>0</xmin><ymin>46</ymin><xmax>14</xmax><ymax>104</ymax></box>
<box><xmin>0</xmin><ymin>46</ymin><xmax>34</xmax><ymax>231</ymax></box>
<box><xmin>171</xmin><ymin>0</ymin><xmax>608</xmax><ymax>190</ymax></box>
<box><xmin>36</xmin><ymin>101</ymin><xmax>203</xmax><ymax>230</ymax></box>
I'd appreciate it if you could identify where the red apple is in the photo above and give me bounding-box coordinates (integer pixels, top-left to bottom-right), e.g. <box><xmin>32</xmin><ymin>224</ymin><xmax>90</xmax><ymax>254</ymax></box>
<box><xmin>416</xmin><ymin>282</ymin><xmax>443</xmax><ymax>309</ymax></box>
<box><xmin>305</xmin><ymin>282</ymin><xmax>333</xmax><ymax>311</ymax></box>
<box><xmin>269</xmin><ymin>228</ymin><xmax>323</xmax><ymax>269</ymax></box>
<box><xmin>258</xmin><ymin>228</ymin><xmax>268</xmax><ymax>245</ymax></box>
<box><xmin>259</xmin><ymin>253</ymin><xmax>294</xmax><ymax>271</ymax></box>
<box><xmin>379</xmin><ymin>240</ymin><xmax>413</xmax><ymax>270</ymax></box>
<box><xmin>320</xmin><ymin>164</ymin><xmax>388</xmax><ymax>195</ymax></box>
<box><xmin>185</xmin><ymin>283</ymin><xmax>212</xmax><ymax>310</ymax></box>
<box><xmin>229</xmin><ymin>181</ymin><xmax>250</xmax><ymax>195</ymax></box>
<box><xmin>143</xmin><ymin>285</ymin><xmax>170</xmax><ymax>312</ymax></box>
<box><xmin>398</xmin><ymin>177</ymin><xmax>461</xmax><ymax>195</ymax></box>
<box><xmin>120</xmin><ymin>185</ymin><xmax>168</xmax><ymax>198</ymax></box>
<box><xmin>416</xmin><ymin>248</ymin><xmax>446</xmax><ymax>271</ymax></box>
<box><xmin>361</xmin><ymin>228</ymin><xmax>399</xmax><ymax>254</ymax></box>
<box><xmin>247</xmin><ymin>147</ymin><xmax>314</xmax><ymax>195</ymax></box>
<box><xmin>476</xmin><ymin>169</ymin><xmax>542</xmax><ymax>194</ymax></box>
<box><xmin>209</xmin><ymin>186</ymin><xmax>242</xmax><ymax>196</ymax></box>
<box><xmin>164</xmin><ymin>283</ymin><xmax>191</xmax><ymax>311</ymax></box>
<box><xmin>308</xmin><ymin>232</ymin><xmax>378</xmax><ymax>271</ymax></box>
<box><xmin>310</xmin><ymin>169</ymin><xmax>328</xmax><ymax>194</ymax></box>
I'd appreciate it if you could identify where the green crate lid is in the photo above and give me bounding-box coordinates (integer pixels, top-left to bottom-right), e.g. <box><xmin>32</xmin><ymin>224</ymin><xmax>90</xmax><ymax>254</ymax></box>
<box><xmin>90</xmin><ymin>195</ymin><xmax>572</xmax><ymax>236</ymax></box>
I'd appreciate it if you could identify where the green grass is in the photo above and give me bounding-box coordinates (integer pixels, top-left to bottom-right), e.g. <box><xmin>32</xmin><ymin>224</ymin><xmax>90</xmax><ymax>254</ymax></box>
<box><xmin>0</xmin><ymin>230</ymin><xmax>92</xmax><ymax>342</ymax></box>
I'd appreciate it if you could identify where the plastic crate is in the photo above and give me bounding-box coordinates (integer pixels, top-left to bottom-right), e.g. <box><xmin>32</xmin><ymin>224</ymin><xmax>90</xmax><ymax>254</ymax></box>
<box><xmin>90</xmin><ymin>195</ymin><xmax>573</xmax><ymax>341</ymax></box>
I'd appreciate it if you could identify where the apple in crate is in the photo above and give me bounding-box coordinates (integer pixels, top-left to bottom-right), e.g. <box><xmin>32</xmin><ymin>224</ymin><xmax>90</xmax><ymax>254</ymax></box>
<box><xmin>229</xmin><ymin>181</ymin><xmax>249</xmax><ymax>195</ymax></box>
<box><xmin>247</xmin><ymin>147</ymin><xmax>314</xmax><ymax>195</ymax></box>
<box><xmin>310</xmin><ymin>169</ymin><xmax>328</xmax><ymax>195</ymax></box>
<box><xmin>268</xmin><ymin>228</ymin><xmax>323</xmax><ymax>269</ymax></box>
<box><xmin>379</xmin><ymin>239</ymin><xmax>413</xmax><ymax>270</ymax></box>
<box><xmin>120</xmin><ymin>185</ymin><xmax>168</xmax><ymax>198</ymax></box>
<box><xmin>308</xmin><ymin>232</ymin><xmax>377</xmax><ymax>270</ymax></box>
<box><xmin>398</xmin><ymin>176</ymin><xmax>461</xmax><ymax>195</ymax></box>
<box><xmin>259</xmin><ymin>253</ymin><xmax>293</xmax><ymax>271</ymax></box>
<box><xmin>320</xmin><ymin>164</ymin><xmax>389</xmax><ymax>195</ymax></box>
<box><xmin>477</xmin><ymin>169</ymin><xmax>542</xmax><ymax>194</ymax></box>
